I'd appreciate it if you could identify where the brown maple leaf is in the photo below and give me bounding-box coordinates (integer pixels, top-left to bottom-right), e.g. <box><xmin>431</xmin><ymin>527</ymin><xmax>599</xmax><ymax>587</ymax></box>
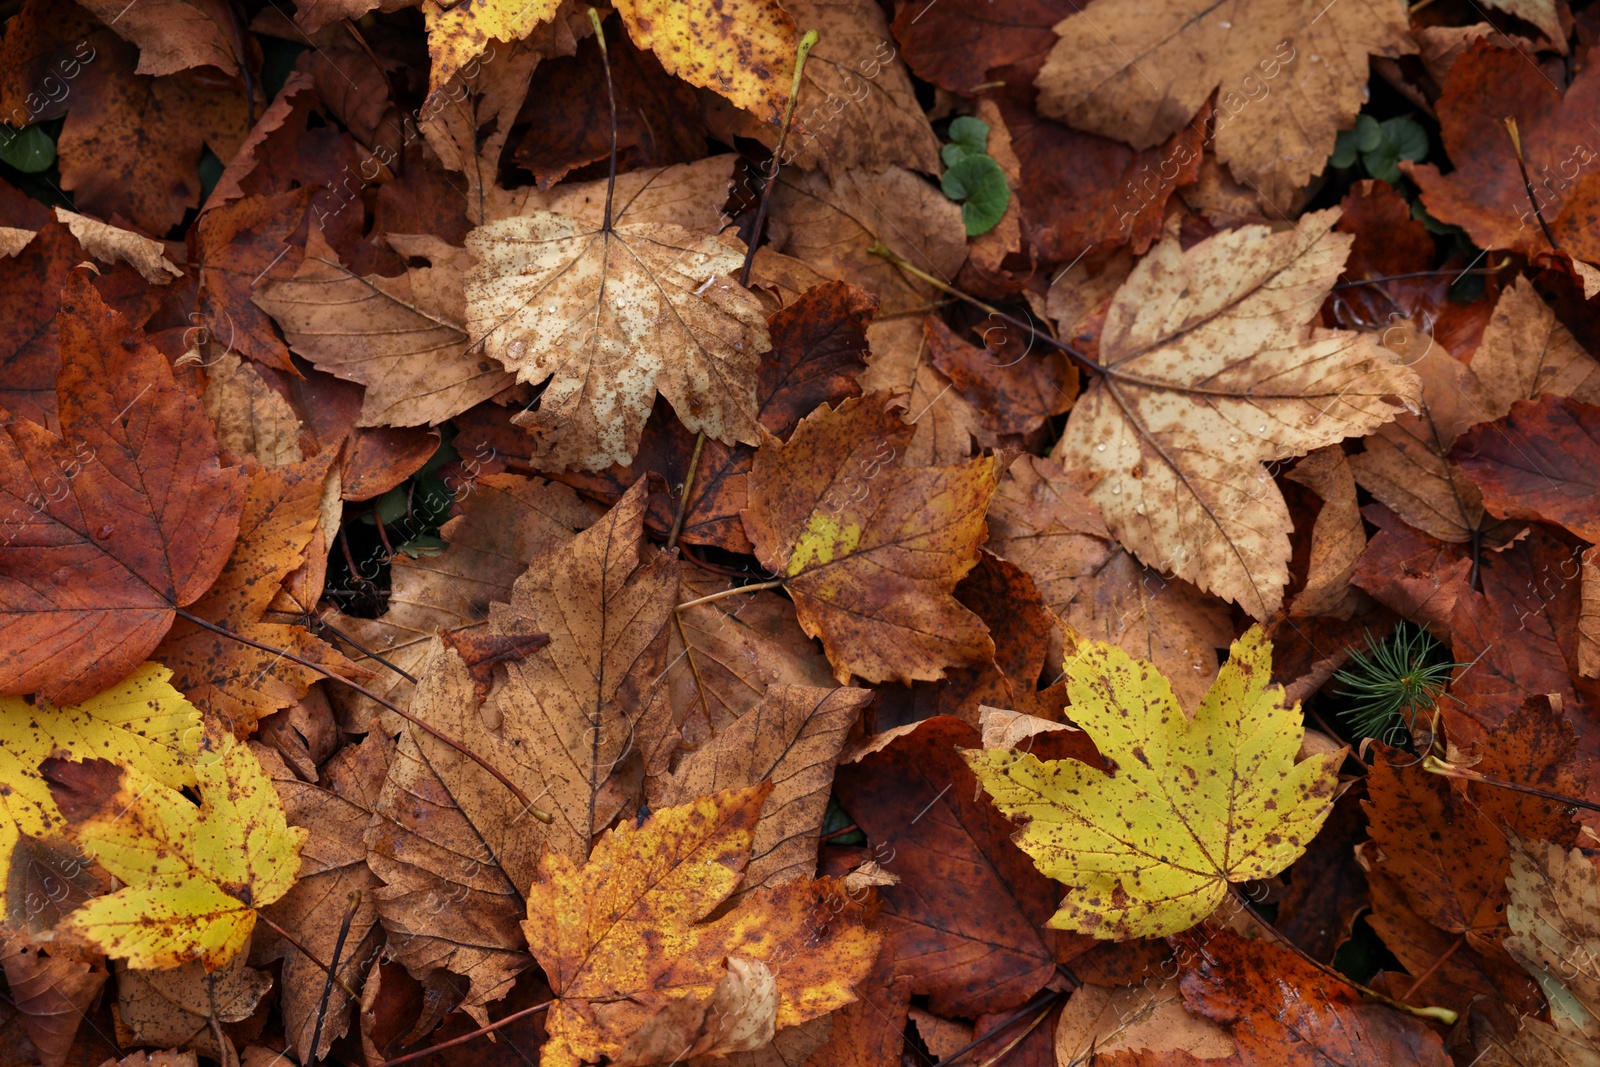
<box><xmin>741</xmin><ymin>393</ymin><xmax>1001</xmax><ymax>685</ymax></box>
<box><xmin>0</xmin><ymin>273</ymin><xmax>245</xmax><ymax>703</ymax></box>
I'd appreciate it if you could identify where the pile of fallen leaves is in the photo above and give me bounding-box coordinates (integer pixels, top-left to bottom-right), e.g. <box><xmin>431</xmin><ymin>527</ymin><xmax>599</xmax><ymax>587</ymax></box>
<box><xmin>3</xmin><ymin>0</ymin><xmax>1600</xmax><ymax>1065</ymax></box>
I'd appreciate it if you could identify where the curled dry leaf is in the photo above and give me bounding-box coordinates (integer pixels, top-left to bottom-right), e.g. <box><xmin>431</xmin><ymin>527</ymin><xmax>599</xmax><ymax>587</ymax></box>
<box><xmin>742</xmin><ymin>393</ymin><xmax>1000</xmax><ymax>685</ymax></box>
<box><xmin>0</xmin><ymin>273</ymin><xmax>245</xmax><ymax>704</ymax></box>
<box><xmin>254</xmin><ymin>229</ymin><xmax>515</xmax><ymax>428</ymax></box>
<box><xmin>112</xmin><ymin>952</ymin><xmax>270</xmax><ymax>1063</ymax></box>
<box><xmin>464</xmin><ymin>209</ymin><xmax>769</xmax><ymax>471</ymax></box>
<box><xmin>0</xmin><ymin>941</ymin><xmax>108</xmax><ymax>1067</ymax></box>
<box><xmin>1050</xmin><ymin>209</ymin><xmax>1420</xmax><ymax>619</ymax></box>
<box><xmin>966</xmin><ymin>627</ymin><xmax>1342</xmax><ymax>939</ymax></box>
<box><xmin>1285</xmin><ymin>446</ymin><xmax>1366</xmax><ymax>619</ymax></box>
<box><xmin>523</xmin><ymin>784</ymin><xmax>880</xmax><ymax>1067</ymax></box>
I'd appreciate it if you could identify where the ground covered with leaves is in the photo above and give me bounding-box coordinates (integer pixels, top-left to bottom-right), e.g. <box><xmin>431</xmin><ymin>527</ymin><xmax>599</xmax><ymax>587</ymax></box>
<box><xmin>2</xmin><ymin>0</ymin><xmax>1600</xmax><ymax>1066</ymax></box>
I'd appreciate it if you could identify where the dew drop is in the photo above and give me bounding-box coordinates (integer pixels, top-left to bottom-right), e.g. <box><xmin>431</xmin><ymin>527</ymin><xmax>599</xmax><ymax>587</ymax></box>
<box><xmin>1095</xmin><ymin>442</ymin><xmax>1107</xmax><ymax>452</ymax></box>
<box><xmin>1218</xmin><ymin>19</ymin><xmax>1232</xmax><ymax>27</ymax></box>
<box><xmin>508</xmin><ymin>340</ymin><xmax>526</xmax><ymax>358</ymax></box>
<box><xmin>1256</xmin><ymin>424</ymin><xmax>1267</xmax><ymax>433</ymax></box>
<box><xmin>95</xmin><ymin>523</ymin><xmax>115</xmax><ymax>540</ymax></box>
<box><xmin>1135</xmin><ymin>503</ymin><xmax>1146</xmax><ymax>515</ymax></box>
<box><xmin>1227</xmin><ymin>433</ymin><xmax>1240</xmax><ymax>444</ymax></box>
<box><xmin>1309</xmin><ymin>53</ymin><xmax>1321</xmax><ymax>63</ymax></box>
<box><xmin>1111</xmin><ymin>482</ymin><xmax>1122</xmax><ymax>495</ymax></box>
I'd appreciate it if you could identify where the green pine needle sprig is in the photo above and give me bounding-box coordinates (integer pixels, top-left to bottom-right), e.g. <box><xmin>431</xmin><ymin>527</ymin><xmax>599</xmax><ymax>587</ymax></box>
<box><xmin>1330</xmin><ymin>623</ymin><xmax>1461</xmax><ymax>744</ymax></box>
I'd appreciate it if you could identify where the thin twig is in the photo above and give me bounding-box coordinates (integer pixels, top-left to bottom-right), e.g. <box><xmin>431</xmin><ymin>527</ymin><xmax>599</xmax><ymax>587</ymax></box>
<box><xmin>868</xmin><ymin>242</ymin><xmax>1100</xmax><ymax>377</ymax></box>
<box><xmin>312</xmin><ymin>614</ymin><xmax>419</xmax><ymax>683</ymax></box>
<box><xmin>255</xmin><ymin>913</ymin><xmax>362</xmax><ymax>1002</ymax></box>
<box><xmin>665</xmin><ymin>432</ymin><xmax>706</xmax><ymax>552</ymax></box>
<box><xmin>1399</xmin><ymin>933</ymin><xmax>1465</xmax><ymax>1002</ymax></box>
<box><xmin>374</xmin><ymin>999</ymin><xmax>556</xmax><ymax>1067</ymax></box>
<box><xmin>1229</xmin><ymin>887</ymin><xmax>1456</xmax><ymax>1023</ymax></box>
<box><xmin>173</xmin><ymin>608</ymin><xmax>551</xmax><ymax>823</ymax></box>
<box><xmin>1331</xmin><ymin>265</ymin><xmax>1507</xmax><ymax>289</ymax></box>
<box><xmin>737</xmin><ymin>28</ymin><xmax>819</xmax><ymax>287</ymax></box>
<box><xmin>307</xmin><ymin>891</ymin><xmax>363</xmax><ymax>1067</ymax></box>
<box><xmin>1424</xmin><ymin>756</ymin><xmax>1600</xmax><ymax>812</ymax></box>
<box><xmin>373</xmin><ymin>501</ymin><xmax>395</xmax><ymax>561</ymax></box>
<box><xmin>674</xmin><ymin>579</ymin><xmax>786</xmax><ymax>611</ymax></box>
<box><xmin>1505</xmin><ymin>117</ymin><xmax>1559</xmax><ymax>250</ymax></box>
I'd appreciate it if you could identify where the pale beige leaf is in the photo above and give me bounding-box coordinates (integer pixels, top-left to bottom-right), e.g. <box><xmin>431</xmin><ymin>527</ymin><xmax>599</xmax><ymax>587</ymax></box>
<box><xmin>114</xmin><ymin>952</ymin><xmax>270</xmax><ymax>1064</ymax></box>
<box><xmin>1035</xmin><ymin>0</ymin><xmax>1414</xmax><ymax>208</ymax></box>
<box><xmin>56</xmin><ymin>209</ymin><xmax>182</xmax><ymax>284</ymax></box>
<box><xmin>977</xmin><ymin>706</ymin><xmax>1081</xmax><ymax>752</ymax></box>
<box><xmin>1050</xmin><ymin>209</ymin><xmax>1419</xmax><ymax>618</ymax></box>
<box><xmin>255</xmin><ymin>228</ymin><xmax>513</xmax><ymax>427</ymax></box>
<box><xmin>1469</xmin><ymin>277</ymin><xmax>1600</xmax><ymax>414</ymax></box>
<box><xmin>465</xmin><ymin>211</ymin><xmax>768</xmax><ymax>470</ymax></box>
<box><xmin>985</xmin><ymin>454</ymin><xmax>1230</xmax><ymax>711</ymax></box>
<box><xmin>652</xmin><ymin>684</ymin><xmax>871</xmax><ymax>890</ymax></box>
<box><xmin>1054</xmin><ymin>980</ymin><xmax>1237</xmax><ymax>1065</ymax></box>
<box><xmin>769</xmin><ymin>167</ymin><xmax>966</xmax><ymax>318</ymax></box>
<box><xmin>201</xmin><ymin>352</ymin><xmax>304</xmax><ymax>468</ymax></box>
<box><xmin>1286</xmin><ymin>446</ymin><xmax>1365</xmax><ymax>618</ymax></box>
<box><xmin>489</xmin><ymin>155</ymin><xmax>738</xmax><ymax>231</ymax></box>
<box><xmin>1507</xmin><ymin>834</ymin><xmax>1600</xmax><ymax>1013</ymax></box>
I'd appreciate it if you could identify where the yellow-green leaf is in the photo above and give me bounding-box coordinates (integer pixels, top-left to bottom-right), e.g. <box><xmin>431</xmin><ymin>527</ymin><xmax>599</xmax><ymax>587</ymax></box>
<box><xmin>613</xmin><ymin>0</ymin><xmax>797</xmax><ymax>125</ymax></box>
<box><xmin>0</xmin><ymin>663</ymin><xmax>201</xmax><ymax>923</ymax></box>
<box><xmin>963</xmin><ymin>625</ymin><xmax>1342</xmax><ymax>939</ymax></box>
<box><xmin>47</xmin><ymin>730</ymin><xmax>305</xmax><ymax>970</ymax></box>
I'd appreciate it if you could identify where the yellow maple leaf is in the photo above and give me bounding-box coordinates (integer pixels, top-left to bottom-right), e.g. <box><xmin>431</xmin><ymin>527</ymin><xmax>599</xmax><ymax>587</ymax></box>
<box><xmin>45</xmin><ymin>728</ymin><xmax>305</xmax><ymax>970</ymax></box>
<box><xmin>0</xmin><ymin>664</ymin><xmax>201</xmax><ymax>923</ymax></box>
<box><xmin>523</xmin><ymin>783</ymin><xmax>880</xmax><ymax>1067</ymax></box>
<box><xmin>964</xmin><ymin>626</ymin><xmax>1343</xmax><ymax>939</ymax></box>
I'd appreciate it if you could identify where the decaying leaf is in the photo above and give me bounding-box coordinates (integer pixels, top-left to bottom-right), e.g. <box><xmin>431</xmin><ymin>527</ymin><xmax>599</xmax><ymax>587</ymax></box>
<box><xmin>1051</xmin><ymin>209</ymin><xmax>1419</xmax><ymax>618</ymax></box>
<box><xmin>1034</xmin><ymin>0</ymin><xmax>1414</xmax><ymax>208</ymax></box>
<box><xmin>255</xmin><ymin>229</ymin><xmax>516</xmax><ymax>428</ymax></box>
<box><xmin>44</xmin><ymin>730</ymin><xmax>305</xmax><ymax>970</ymax></box>
<box><xmin>612</xmin><ymin>0</ymin><xmax>797</xmax><ymax>125</ymax></box>
<box><xmin>742</xmin><ymin>393</ymin><xmax>1000</xmax><ymax>685</ymax></box>
<box><xmin>464</xmin><ymin>205</ymin><xmax>769</xmax><ymax>470</ymax></box>
<box><xmin>966</xmin><ymin>626</ymin><xmax>1342</xmax><ymax>938</ymax></box>
<box><xmin>0</xmin><ymin>663</ymin><xmax>199</xmax><ymax>923</ymax></box>
<box><xmin>0</xmin><ymin>274</ymin><xmax>245</xmax><ymax>703</ymax></box>
<box><xmin>523</xmin><ymin>784</ymin><xmax>879</xmax><ymax>1067</ymax></box>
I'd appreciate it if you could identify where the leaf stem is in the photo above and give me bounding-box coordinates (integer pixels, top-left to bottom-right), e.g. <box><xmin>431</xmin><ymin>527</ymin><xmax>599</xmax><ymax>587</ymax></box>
<box><xmin>1423</xmin><ymin>755</ymin><xmax>1600</xmax><ymax>812</ymax></box>
<box><xmin>306</xmin><ymin>890</ymin><xmax>362</xmax><ymax>1067</ymax></box>
<box><xmin>171</xmin><ymin>608</ymin><xmax>551</xmax><ymax>823</ymax></box>
<box><xmin>1504</xmin><ymin>117</ymin><xmax>1559</xmax><ymax>250</ymax></box>
<box><xmin>673</xmin><ymin>579</ymin><xmax>785</xmax><ymax>611</ymax></box>
<box><xmin>666</xmin><ymin>432</ymin><xmax>706</xmax><ymax>552</ymax></box>
<box><xmin>589</xmin><ymin>7</ymin><xmax>618</xmax><ymax>232</ymax></box>
<box><xmin>867</xmin><ymin>242</ymin><xmax>1100</xmax><ymax>377</ymax></box>
<box><xmin>255</xmin><ymin>912</ymin><xmax>362</xmax><ymax>1002</ymax></box>
<box><xmin>738</xmin><ymin>28</ymin><xmax>819</xmax><ymax>287</ymax></box>
<box><xmin>373</xmin><ymin>999</ymin><xmax>555</xmax><ymax>1067</ymax></box>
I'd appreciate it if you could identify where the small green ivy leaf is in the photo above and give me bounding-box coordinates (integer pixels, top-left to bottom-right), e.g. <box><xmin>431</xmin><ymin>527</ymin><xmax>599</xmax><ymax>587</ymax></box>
<box><xmin>947</xmin><ymin>115</ymin><xmax>990</xmax><ymax>157</ymax></box>
<box><xmin>942</xmin><ymin>154</ymin><xmax>1010</xmax><ymax>236</ymax></box>
<box><xmin>1354</xmin><ymin>114</ymin><xmax>1383</xmax><ymax>153</ymax></box>
<box><xmin>0</xmin><ymin>125</ymin><xmax>56</xmax><ymax>173</ymax></box>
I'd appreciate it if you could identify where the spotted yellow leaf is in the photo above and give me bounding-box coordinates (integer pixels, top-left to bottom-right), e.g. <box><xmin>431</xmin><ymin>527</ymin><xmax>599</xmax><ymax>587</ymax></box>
<box><xmin>45</xmin><ymin>729</ymin><xmax>304</xmax><ymax>969</ymax></box>
<box><xmin>614</xmin><ymin>0</ymin><xmax>797</xmax><ymax>125</ymax></box>
<box><xmin>0</xmin><ymin>663</ymin><xmax>201</xmax><ymax>925</ymax></box>
<box><xmin>964</xmin><ymin>626</ymin><xmax>1343</xmax><ymax>939</ymax></box>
